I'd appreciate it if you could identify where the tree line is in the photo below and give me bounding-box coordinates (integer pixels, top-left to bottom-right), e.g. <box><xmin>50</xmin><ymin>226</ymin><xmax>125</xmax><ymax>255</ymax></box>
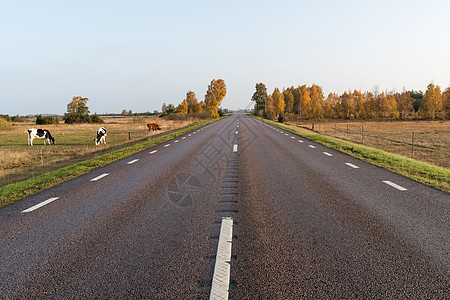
<box><xmin>161</xmin><ymin>79</ymin><xmax>227</xmax><ymax>119</ymax></box>
<box><xmin>252</xmin><ymin>82</ymin><xmax>450</xmax><ymax>121</ymax></box>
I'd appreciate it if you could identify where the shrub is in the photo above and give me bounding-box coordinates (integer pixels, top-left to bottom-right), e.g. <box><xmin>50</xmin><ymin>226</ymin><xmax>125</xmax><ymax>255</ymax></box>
<box><xmin>91</xmin><ymin>113</ymin><xmax>105</xmax><ymax>124</ymax></box>
<box><xmin>278</xmin><ymin>114</ymin><xmax>285</xmax><ymax>123</ymax></box>
<box><xmin>36</xmin><ymin>115</ymin><xmax>58</xmax><ymax>125</ymax></box>
<box><xmin>0</xmin><ymin>118</ymin><xmax>11</xmax><ymax>130</ymax></box>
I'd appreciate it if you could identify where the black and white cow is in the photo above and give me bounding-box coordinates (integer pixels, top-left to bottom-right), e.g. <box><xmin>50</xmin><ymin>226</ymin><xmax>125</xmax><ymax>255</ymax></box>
<box><xmin>95</xmin><ymin>127</ymin><xmax>107</xmax><ymax>145</ymax></box>
<box><xmin>27</xmin><ymin>128</ymin><xmax>55</xmax><ymax>146</ymax></box>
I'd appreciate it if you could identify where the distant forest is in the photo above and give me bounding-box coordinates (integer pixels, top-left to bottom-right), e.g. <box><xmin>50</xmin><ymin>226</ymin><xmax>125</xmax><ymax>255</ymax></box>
<box><xmin>252</xmin><ymin>83</ymin><xmax>450</xmax><ymax>121</ymax></box>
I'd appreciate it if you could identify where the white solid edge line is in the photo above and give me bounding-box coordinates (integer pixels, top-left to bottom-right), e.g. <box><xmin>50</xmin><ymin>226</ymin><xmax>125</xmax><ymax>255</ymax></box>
<box><xmin>345</xmin><ymin>162</ymin><xmax>360</xmax><ymax>169</ymax></box>
<box><xmin>127</xmin><ymin>159</ymin><xmax>139</xmax><ymax>164</ymax></box>
<box><xmin>90</xmin><ymin>173</ymin><xmax>109</xmax><ymax>182</ymax></box>
<box><xmin>323</xmin><ymin>152</ymin><xmax>333</xmax><ymax>156</ymax></box>
<box><xmin>149</xmin><ymin>150</ymin><xmax>158</xmax><ymax>154</ymax></box>
<box><xmin>383</xmin><ymin>180</ymin><xmax>407</xmax><ymax>191</ymax></box>
<box><xmin>22</xmin><ymin>197</ymin><xmax>59</xmax><ymax>213</ymax></box>
<box><xmin>233</xmin><ymin>144</ymin><xmax>238</xmax><ymax>152</ymax></box>
<box><xmin>210</xmin><ymin>217</ymin><xmax>233</xmax><ymax>300</ymax></box>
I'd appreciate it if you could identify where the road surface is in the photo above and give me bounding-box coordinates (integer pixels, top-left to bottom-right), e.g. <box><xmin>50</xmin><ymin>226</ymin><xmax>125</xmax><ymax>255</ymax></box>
<box><xmin>0</xmin><ymin>114</ymin><xmax>448</xmax><ymax>298</ymax></box>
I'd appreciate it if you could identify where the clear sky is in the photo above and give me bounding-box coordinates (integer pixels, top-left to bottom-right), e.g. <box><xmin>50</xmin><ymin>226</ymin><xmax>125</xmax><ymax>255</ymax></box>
<box><xmin>1</xmin><ymin>0</ymin><xmax>449</xmax><ymax>115</ymax></box>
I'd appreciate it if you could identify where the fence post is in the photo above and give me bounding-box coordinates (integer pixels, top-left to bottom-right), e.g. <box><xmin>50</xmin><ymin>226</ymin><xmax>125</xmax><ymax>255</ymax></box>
<box><xmin>362</xmin><ymin>126</ymin><xmax>364</xmax><ymax>144</ymax></box>
<box><xmin>412</xmin><ymin>131</ymin><xmax>415</xmax><ymax>157</ymax></box>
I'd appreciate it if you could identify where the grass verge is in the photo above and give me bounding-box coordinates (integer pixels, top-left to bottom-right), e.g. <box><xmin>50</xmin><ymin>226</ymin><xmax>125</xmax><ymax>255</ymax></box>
<box><xmin>0</xmin><ymin>118</ymin><xmax>223</xmax><ymax>207</ymax></box>
<box><xmin>254</xmin><ymin>116</ymin><xmax>449</xmax><ymax>193</ymax></box>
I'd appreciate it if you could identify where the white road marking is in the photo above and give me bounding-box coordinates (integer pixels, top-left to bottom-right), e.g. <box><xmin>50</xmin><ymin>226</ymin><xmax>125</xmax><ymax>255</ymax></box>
<box><xmin>291</xmin><ymin>136</ymin><xmax>295</xmax><ymax>139</ymax></box>
<box><xmin>90</xmin><ymin>173</ymin><xmax>109</xmax><ymax>182</ymax></box>
<box><xmin>174</xmin><ymin>140</ymin><xmax>179</xmax><ymax>143</ymax></box>
<box><xmin>235</xmin><ymin>131</ymin><xmax>238</xmax><ymax>134</ymax></box>
<box><xmin>298</xmin><ymin>140</ymin><xmax>304</xmax><ymax>143</ymax></box>
<box><xmin>22</xmin><ymin>197</ymin><xmax>59</xmax><ymax>213</ymax></box>
<box><xmin>149</xmin><ymin>150</ymin><xmax>158</xmax><ymax>154</ymax></box>
<box><xmin>323</xmin><ymin>152</ymin><xmax>333</xmax><ymax>156</ymax></box>
<box><xmin>383</xmin><ymin>181</ymin><xmax>407</xmax><ymax>191</ymax></box>
<box><xmin>182</xmin><ymin>137</ymin><xmax>186</xmax><ymax>139</ymax></box>
<box><xmin>308</xmin><ymin>145</ymin><xmax>316</xmax><ymax>148</ymax></box>
<box><xmin>345</xmin><ymin>163</ymin><xmax>359</xmax><ymax>169</ymax></box>
<box><xmin>233</xmin><ymin>144</ymin><xmax>238</xmax><ymax>152</ymax></box>
<box><xmin>127</xmin><ymin>159</ymin><xmax>139</xmax><ymax>164</ymax></box>
<box><xmin>285</xmin><ymin>133</ymin><xmax>289</xmax><ymax>136</ymax></box>
<box><xmin>188</xmin><ymin>134</ymin><xmax>192</xmax><ymax>137</ymax></box>
<box><xmin>210</xmin><ymin>217</ymin><xmax>234</xmax><ymax>300</ymax></box>
<box><xmin>164</xmin><ymin>144</ymin><xmax>171</xmax><ymax>147</ymax></box>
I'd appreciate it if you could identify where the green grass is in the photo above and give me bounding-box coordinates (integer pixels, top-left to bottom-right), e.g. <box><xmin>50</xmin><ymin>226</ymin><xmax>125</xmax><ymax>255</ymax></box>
<box><xmin>254</xmin><ymin>116</ymin><xmax>450</xmax><ymax>193</ymax></box>
<box><xmin>0</xmin><ymin>118</ymin><xmax>222</xmax><ymax>207</ymax></box>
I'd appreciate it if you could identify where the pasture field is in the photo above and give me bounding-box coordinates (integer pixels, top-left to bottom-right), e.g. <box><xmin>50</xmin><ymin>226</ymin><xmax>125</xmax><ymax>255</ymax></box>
<box><xmin>286</xmin><ymin>120</ymin><xmax>450</xmax><ymax>169</ymax></box>
<box><xmin>0</xmin><ymin>116</ymin><xmax>198</xmax><ymax>187</ymax></box>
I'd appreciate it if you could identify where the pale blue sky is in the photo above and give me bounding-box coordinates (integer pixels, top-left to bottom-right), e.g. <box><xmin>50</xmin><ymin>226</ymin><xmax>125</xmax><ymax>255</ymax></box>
<box><xmin>1</xmin><ymin>0</ymin><xmax>449</xmax><ymax>115</ymax></box>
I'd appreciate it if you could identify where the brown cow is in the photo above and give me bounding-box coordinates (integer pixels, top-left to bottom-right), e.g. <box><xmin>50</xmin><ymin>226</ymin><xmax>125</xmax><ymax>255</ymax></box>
<box><xmin>147</xmin><ymin>123</ymin><xmax>161</xmax><ymax>131</ymax></box>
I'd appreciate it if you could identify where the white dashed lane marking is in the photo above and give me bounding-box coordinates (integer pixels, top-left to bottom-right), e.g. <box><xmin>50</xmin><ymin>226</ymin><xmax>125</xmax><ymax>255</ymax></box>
<box><xmin>127</xmin><ymin>159</ymin><xmax>139</xmax><ymax>165</ymax></box>
<box><xmin>174</xmin><ymin>140</ymin><xmax>179</xmax><ymax>143</ymax></box>
<box><xmin>210</xmin><ymin>217</ymin><xmax>234</xmax><ymax>300</ymax></box>
<box><xmin>22</xmin><ymin>197</ymin><xmax>59</xmax><ymax>213</ymax></box>
<box><xmin>323</xmin><ymin>152</ymin><xmax>333</xmax><ymax>157</ymax></box>
<box><xmin>308</xmin><ymin>145</ymin><xmax>316</xmax><ymax>149</ymax></box>
<box><xmin>90</xmin><ymin>173</ymin><xmax>109</xmax><ymax>182</ymax></box>
<box><xmin>345</xmin><ymin>163</ymin><xmax>359</xmax><ymax>169</ymax></box>
<box><xmin>164</xmin><ymin>144</ymin><xmax>171</xmax><ymax>147</ymax></box>
<box><xmin>149</xmin><ymin>150</ymin><xmax>158</xmax><ymax>154</ymax></box>
<box><xmin>383</xmin><ymin>181</ymin><xmax>407</xmax><ymax>191</ymax></box>
<box><xmin>298</xmin><ymin>140</ymin><xmax>304</xmax><ymax>143</ymax></box>
<box><xmin>233</xmin><ymin>144</ymin><xmax>238</xmax><ymax>152</ymax></box>
<box><xmin>182</xmin><ymin>137</ymin><xmax>186</xmax><ymax>139</ymax></box>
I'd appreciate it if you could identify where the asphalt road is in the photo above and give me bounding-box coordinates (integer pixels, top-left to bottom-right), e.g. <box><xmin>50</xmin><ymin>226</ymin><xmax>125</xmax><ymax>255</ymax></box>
<box><xmin>0</xmin><ymin>114</ymin><xmax>448</xmax><ymax>299</ymax></box>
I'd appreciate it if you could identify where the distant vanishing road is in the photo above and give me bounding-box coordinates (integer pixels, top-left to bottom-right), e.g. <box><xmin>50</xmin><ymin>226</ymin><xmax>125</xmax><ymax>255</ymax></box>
<box><xmin>0</xmin><ymin>114</ymin><xmax>448</xmax><ymax>299</ymax></box>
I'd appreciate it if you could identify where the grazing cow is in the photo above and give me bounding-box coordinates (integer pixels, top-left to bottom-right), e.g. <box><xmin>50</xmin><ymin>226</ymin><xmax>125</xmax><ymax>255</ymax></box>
<box><xmin>147</xmin><ymin>123</ymin><xmax>161</xmax><ymax>131</ymax></box>
<box><xmin>27</xmin><ymin>128</ymin><xmax>55</xmax><ymax>146</ymax></box>
<box><xmin>95</xmin><ymin>127</ymin><xmax>107</xmax><ymax>145</ymax></box>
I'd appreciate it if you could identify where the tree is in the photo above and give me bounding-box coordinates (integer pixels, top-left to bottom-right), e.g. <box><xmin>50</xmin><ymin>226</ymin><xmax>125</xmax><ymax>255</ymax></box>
<box><xmin>122</xmin><ymin>109</ymin><xmax>128</xmax><ymax>115</ymax></box>
<box><xmin>251</xmin><ymin>83</ymin><xmax>268</xmax><ymax>116</ymax></box>
<box><xmin>396</xmin><ymin>90</ymin><xmax>414</xmax><ymax>119</ymax></box>
<box><xmin>420</xmin><ymin>83</ymin><xmax>443</xmax><ymax>119</ymax></box>
<box><xmin>204</xmin><ymin>79</ymin><xmax>227</xmax><ymax>118</ymax></box>
<box><xmin>272</xmin><ymin>88</ymin><xmax>285</xmax><ymax>117</ymax></box>
<box><xmin>179</xmin><ymin>99</ymin><xmax>188</xmax><ymax>114</ymax></box>
<box><xmin>162</xmin><ymin>103</ymin><xmax>167</xmax><ymax>113</ymax></box>
<box><xmin>309</xmin><ymin>84</ymin><xmax>324</xmax><ymax>119</ymax></box>
<box><xmin>283</xmin><ymin>89</ymin><xmax>294</xmax><ymax>114</ymax></box>
<box><xmin>64</xmin><ymin>96</ymin><xmax>91</xmax><ymax>123</ymax></box>
<box><xmin>264</xmin><ymin>95</ymin><xmax>275</xmax><ymax>119</ymax></box>
<box><xmin>186</xmin><ymin>91</ymin><xmax>199</xmax><ymax>113</ymax></box>
<box><xmin>298</xmin><ymin>85</ymin><xmax>311</xmax><ymax>119</ymax></box>
<box><xmin>443</xmin><ymin>86</ymin><xmax>450</xmax><ymax>119</ymax></box>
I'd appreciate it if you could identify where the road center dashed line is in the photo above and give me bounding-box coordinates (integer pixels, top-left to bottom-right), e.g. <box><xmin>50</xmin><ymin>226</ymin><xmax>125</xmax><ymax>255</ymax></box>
<box><xmin>308</xmin><ymin>145</ymin><xmax>316</xmax><ymax>148</ymax></box>
<box><xmin>345</xmin><ymin>163</ymin><xmax>359</xmax><ymax>169</ymax></box>
<box><xmin>298</xmin><ymin>140</ymin><xmax>304</xmax><ymax>143</ymax></box>
<box><xmin>164</xmin><ymin>144</ymin><xmax>171</xmax><ymax>147</ymax></box>
<box><xmin>149</xmin><ymin>150</ymin><xmax>158</xmax><ymax>154</ymax></box>
<box><xmin>323</xmin><ymin>152</ymin><xmax>333</xmax><ymax>156</ymax></box>
<box><xmin>90</xmin><ymin>173</ymin><xmax>109</xmax><ymax>182</ymax></box>
<box><xmin>22</xmin><ymin>197</ymin><xmax>59</xmax><ymax>213</ymax></box>
<box><xmin>210</xmin><ymin>217</ymin><xmax>234</xmax><ymax>300</ymax></box>
<box><xmin>127</xmin><ymin>159</ymin><xmax>139</xmax><ymax>164</ymax></box>
<box><xmin>383</xmin><ymin>181</ymin><xmax>407</xmax><ymax>191</ymax></box>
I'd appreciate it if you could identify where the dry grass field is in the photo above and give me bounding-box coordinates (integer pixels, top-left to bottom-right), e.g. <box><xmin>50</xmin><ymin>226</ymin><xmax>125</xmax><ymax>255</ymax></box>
<box><xmin>0</xmin><ymin>116</ymin><xmax>198</xmax><ymax>186</ymax></box>
<box><xmin>286</xmin><ymin>120</ymin><xmax>450</xmax><ymax>169</ymax></box>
